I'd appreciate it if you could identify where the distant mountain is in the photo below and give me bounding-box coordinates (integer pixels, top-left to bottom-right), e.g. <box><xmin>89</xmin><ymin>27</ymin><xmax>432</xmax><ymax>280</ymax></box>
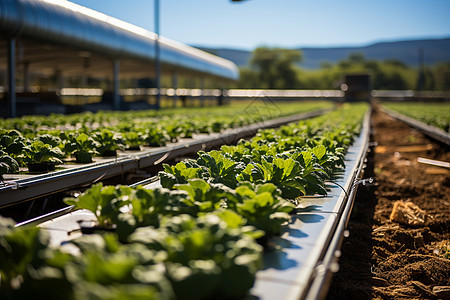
<box><xmin>196</xmin><ymin>37</ymin><xmax>450</xmax><ymax>69</ymax></box>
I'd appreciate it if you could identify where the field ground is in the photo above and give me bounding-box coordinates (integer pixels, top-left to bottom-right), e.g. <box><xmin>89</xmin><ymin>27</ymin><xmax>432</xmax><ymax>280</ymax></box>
<box><xmin>327</xmin><ymin>106</ymin><xmax>450</xmax><ymax>299</ymax></box>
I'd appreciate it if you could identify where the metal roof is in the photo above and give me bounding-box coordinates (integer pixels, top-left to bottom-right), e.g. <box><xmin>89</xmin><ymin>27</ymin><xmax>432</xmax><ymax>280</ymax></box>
<box><xmin>0</xmin><ymin>0</ymin><xmax>239</xmax><ymax>80</ymax></box>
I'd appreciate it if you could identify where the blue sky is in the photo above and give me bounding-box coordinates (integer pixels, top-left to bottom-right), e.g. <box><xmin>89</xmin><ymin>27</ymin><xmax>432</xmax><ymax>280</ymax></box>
<box><xmin>70</xmin><ymin>0</ymin><xmax>450</xmax><ymax>50</ymax></box>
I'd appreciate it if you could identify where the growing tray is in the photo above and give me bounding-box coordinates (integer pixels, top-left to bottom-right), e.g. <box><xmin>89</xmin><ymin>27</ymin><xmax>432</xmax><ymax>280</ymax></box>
<box><xmin>250</xmin><ymin>110</ymin><xmax>371</xmax><ymax>300</ymax></box>
<box><xmin>1</xmin><ymin>109</ymin><xmax>328</xmax><ymax>207</ymax></box>
<box><xmin>28</xmin><ymin>110</ymin><xmax>371</xmax><ymax>299</ymax></box>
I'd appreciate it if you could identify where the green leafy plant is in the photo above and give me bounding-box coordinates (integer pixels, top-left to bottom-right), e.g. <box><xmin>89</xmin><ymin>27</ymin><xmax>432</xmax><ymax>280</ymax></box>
<box><xmin>66</xmin><ymin>233</ymin><xmax>174</xmax><ymax>300</ymax></box>
<box><xmin>130</xmin><ymin>214</ymin><xmax>263</xmax><ymax>300</ymax></box>
<box><xmin>0</xmin><ymin>216</ymin><xmax>73</xmax><ymax>299</ymax></box>
<box><xmin>238</xmin><ymin>156</ymin><xmax>306</xmax><ymax>199</ymax></box>
<box><xmin>0</xmin><ymin>130</ymin><xmax>26</xmax><ymax>158</ymax></box>
<box><xmin>158</xmin><ymin>105</ymin><xmax>367</xmax><ymax>200</ymax></box>
<box><xmin>210</xmin><ymin>120</ymin><xmax>224</xmax><ymax>133</ymax></box>
<box><xmin>174</xmin><ymin>178</ymin><xmax>235</xmax><ymax>213</ymax></box>
<box><xmin>196</xmin><ymin>151</ymin><xmax>246</xmax><ymax>188</ymax></box>
<box><xmin>65</xmin><ymin>178</ymin><xmax>294</xmax><ymax>240</ymax></box>
<box><xmin>178</xmin><ymin>122</ymin><xmax>197</xmax><ymax>139</ymax></box>
<box><xmin>63</xmin><ymin>133</ymin><xmax>100</xmax><ymax>163</ymax></box>
<box><xmin>21</xmin><ymin>140</ymin><xmax>64</xmax><ymax>172</ymax></box>
<box><xmin>64</xmin><ymin>183</ymin><xmax>129</xmax><ymax>229</ymax></box>
<box><xmin>36</xmin><ymin>134</ymin><xmax>62</xmax><ymax>148</ymax></box>
<box><xmin>0</xmin><ymin>150</ymin><xmax>20</xmax><ymax>176</ymax></box>
<box><xmin>0</xmin><ymin>215</ymin><xmax>172</xmax><ymax>299</ymax></box>
<box><xmin>291</xmin><ymin>147</ymin><xmax>329</xmax><ymax>195</ymax></box>
<box><xmin>0</xmin><ymin>101</ymin><xmax>334</xmax><ymax>171</ymax></box>
<box><xmin>144</xmin><ymin>126</ymin><xmax>170</xmax><ymax>147</ymax></box>
<box><xmin>122</xmin><ymin>131</ymin><xmax>144</xmax><ymax>150</ymax></box>
<box><xmin>159</xmin><ymin>161</ymin><xmax>204</xmax><ymax>189</ymax></box>
<box><xmin>232</xmin><ymin>183</ymin><xmax>295</xmax><ymax>237</ymax></box>
<box><xmin>64</xmin><ymin>183</ymin><xmax>193</xmax><ymax>240</ymax></box>
<box><xmin>93</xmin><ymin>129</ymin><xmax>125</xmax><ymax>156</ymax></box>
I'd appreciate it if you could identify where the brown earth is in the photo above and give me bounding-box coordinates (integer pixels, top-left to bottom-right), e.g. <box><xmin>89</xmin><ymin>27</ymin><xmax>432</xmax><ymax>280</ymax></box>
<box><xmin>327</xmin><ymin>105</ymin><xmax>450</xmax><ymax>300</ymax></box>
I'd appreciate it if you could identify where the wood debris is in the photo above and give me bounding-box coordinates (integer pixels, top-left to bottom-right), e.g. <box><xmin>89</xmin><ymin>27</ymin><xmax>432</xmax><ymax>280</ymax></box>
<box><xmin>432</xmin><ymin>286</ymin><xmax>450</xmax><ymax>300</ymax></box>
<box><xmin>389</xmin><ymin>201</ymin><xmax>427</xmax><ymax>226</ymax></box>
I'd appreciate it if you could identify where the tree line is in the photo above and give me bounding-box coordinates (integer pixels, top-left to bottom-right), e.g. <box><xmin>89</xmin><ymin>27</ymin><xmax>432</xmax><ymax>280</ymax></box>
<box><xmin>236</xmin><ymin>47</ymin><xmax>450</xmax><ymax>91</ymax></box>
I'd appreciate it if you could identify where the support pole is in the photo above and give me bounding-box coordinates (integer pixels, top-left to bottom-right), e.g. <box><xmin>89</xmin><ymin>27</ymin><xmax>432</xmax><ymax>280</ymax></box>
<box><xmin>416</xmin><ymin>47</ymin><xmax>425</xmax><ymax>92</ymax></box>
<box><xmin>219</xmin><ymin>81</ymin><xmax>226</xmax><ymax>106</ymax></box>
<box><xmin>55</xmin><ymin>69</ymin><xmax>64</xmax><ymax>90</ymax></box>
<box><xmin>113</xmin><ymin>59</ymin><xmax>120</xmax><ymax>110</ymax></box>
<box><xmin>154</xmin><ymin>0</ymin><xmax>161</xmax><ymax>109</ymax></box>
<box><xmin>200</xmin><ymin>77</ymin><xmax>205</xmax><ymax>107</ymax></box>
<box><xmin>7</xmin><ymin>39</ymin><xmax>16</xmax><ymax>118</ymax></box>
<box><xmin>172</xmin><ymin>71</ymin><xmax>178</xmax><ymax>108</ymax></box>
<box><xmin>23</xmin><ymin>62</ymin><xmax>30</xmax><ymax>92</ymax></box>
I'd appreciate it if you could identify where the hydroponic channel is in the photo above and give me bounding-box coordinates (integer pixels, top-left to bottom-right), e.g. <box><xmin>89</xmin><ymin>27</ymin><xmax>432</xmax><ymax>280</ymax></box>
<box><xmin>26</xmin><ymin>108</ymin><xmax>371</xmax><ymax>300</ymax></box>
<box><xmin>1</xmin><ymin>109</ymin><xmax>329</xmax><ymax>208</ymax></box>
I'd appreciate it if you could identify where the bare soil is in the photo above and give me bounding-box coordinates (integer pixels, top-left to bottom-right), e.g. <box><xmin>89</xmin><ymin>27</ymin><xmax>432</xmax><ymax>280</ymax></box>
<box><xmin>327</xmin><ymin>106</ymin><xmax>450</xmax><ymax>300</ymax></box>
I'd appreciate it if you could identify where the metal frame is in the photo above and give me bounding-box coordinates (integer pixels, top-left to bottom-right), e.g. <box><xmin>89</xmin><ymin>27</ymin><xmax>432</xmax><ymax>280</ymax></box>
<box><xmin>0</xmin><ymin>0</ymin><xmax>238</xmax><ymax>117</ymax></box>
<box><xmin>0</xmin><ymin>0</ymin><xmax>238</xmax><ymax>79</ymax></box>
<box><xmin>7</xmin><ymin>38</ymin><xmax>16</xmax><ymax>117</ymax></box>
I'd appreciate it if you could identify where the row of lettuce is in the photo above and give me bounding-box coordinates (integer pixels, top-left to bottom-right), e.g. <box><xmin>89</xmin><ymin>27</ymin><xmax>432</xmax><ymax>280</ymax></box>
<box><xmin>0</xmin><ymin>101</ymin><xmax>332</xmax><ymax>175</ymax></box>
<box><xmin>382</xmin><ymin>102</ymin><xmax>450</xmax><ymax>132</ymax></box>
<box><xmin>3</xmin><ymin>101</ymin><xmax>447</xmax><ymax>298</ymax></box>
<box><xmin>0</xmin><ymin>103</ymin><xmax>367</xmax><ymax>299</ymax></box>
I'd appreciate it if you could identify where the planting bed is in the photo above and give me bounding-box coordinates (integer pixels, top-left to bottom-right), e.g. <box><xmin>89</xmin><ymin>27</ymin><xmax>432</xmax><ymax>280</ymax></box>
<box><xmin>382</xmin><ymin>102</ymin><xmax>450</xmax><ymax>134</ymax></box>
<box><xmin>0</xmin><ymin>103</ymin><xmax>331</xmax><ymax>208</ymax></box>
<box><xmin>1</xmin><ymin>104</ymin><xmax>371</xmax><ymax>299</ymax></box>
<box><xmin>381</xmin><ymin>103</ymin><xmax>450</xmax><ymax>147</ymax></box>
<box><xmin>327</xmin><ymin>106</ymin><xmax>450</xmax><ymax>300</ymax></box>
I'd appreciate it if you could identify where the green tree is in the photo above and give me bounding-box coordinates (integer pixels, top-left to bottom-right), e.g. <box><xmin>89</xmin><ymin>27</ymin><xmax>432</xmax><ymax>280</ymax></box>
<box><xmin>236</xmin><ymin>49</ymin><xmax>448</xmax><ymax>91</ymax></box>
<box><xmin>240</xmin><ymin>47</ymin><xmax>302</xmax><ymax>89</ymax></box>
<box><xmin>431</xmin><ymin>62</ymin><xmax>450</xmax><ymax>90</ymax></box>
<box><xmin>330</xmin><ymin>53</ymin><xmax>416</xmax><ymax>90</ymax></box>
<box><xmin>237</xmin><ymin>67</ymin><xmax>259</xmax><ymax>89</ymax></box>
